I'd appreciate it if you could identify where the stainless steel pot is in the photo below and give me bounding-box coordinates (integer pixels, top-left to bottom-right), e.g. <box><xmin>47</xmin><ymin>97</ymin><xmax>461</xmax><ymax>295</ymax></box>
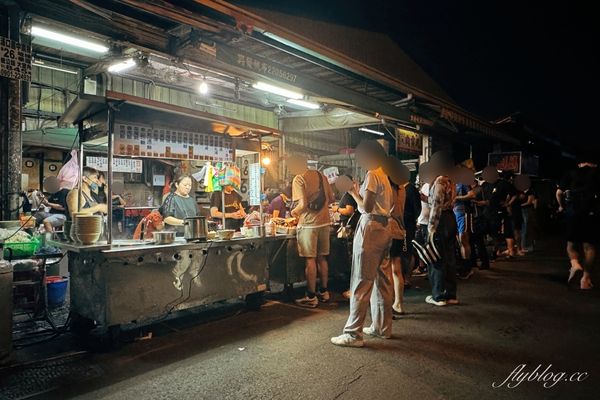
<box><xmin>153</xmin><ymin>231</ymin><xmax>176</xmax><ymax>245</ymax></box>
<box><xmin>184</xmin><ymin>216</ymin><xmax>208</xmax><ymax>241</ymax></box>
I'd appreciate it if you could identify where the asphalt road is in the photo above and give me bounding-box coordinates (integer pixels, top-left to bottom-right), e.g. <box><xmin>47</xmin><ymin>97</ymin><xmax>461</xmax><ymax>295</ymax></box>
<box><xmin>3</xmin><ymin>239</ymin><xmax>600</xmax><ymax>400</ymax></box>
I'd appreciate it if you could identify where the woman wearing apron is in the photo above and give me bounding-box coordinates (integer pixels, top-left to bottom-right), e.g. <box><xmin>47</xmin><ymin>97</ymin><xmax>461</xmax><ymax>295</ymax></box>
<box><xmin>331</xmin><ymin>140</ymin><xmax>394</xmax><ymax>347</ymax></box>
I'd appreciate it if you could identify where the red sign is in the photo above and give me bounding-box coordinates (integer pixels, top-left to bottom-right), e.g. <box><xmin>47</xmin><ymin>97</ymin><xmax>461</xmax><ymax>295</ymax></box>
<box><xmin>488</xmin><ymin>152</ymin><xmax>521</xmax><ymax>174</ymax></box>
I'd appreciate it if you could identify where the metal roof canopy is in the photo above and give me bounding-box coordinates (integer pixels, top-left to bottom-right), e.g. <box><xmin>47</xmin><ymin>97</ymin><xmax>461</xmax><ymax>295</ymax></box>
<box><xmin>60</xmin><ymin>92</ymin><xmax>280</xmax><ymax>140</ymax></box>
<box><xmin>19</xmin><ymin>0</ymin><xmax>517</xmax><ymax>144</ymax></box>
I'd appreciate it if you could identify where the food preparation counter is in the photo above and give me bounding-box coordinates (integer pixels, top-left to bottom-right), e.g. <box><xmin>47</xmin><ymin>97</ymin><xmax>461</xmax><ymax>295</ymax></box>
<box><xmin>49</xmin><ymin>234</ymin><xmax>296</xmax><ymax>338</ymax></box>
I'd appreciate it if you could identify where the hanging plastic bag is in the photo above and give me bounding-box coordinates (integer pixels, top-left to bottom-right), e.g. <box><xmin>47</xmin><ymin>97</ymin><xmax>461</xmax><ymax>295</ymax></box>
<box><xmin>57</xmin><ymin>150</ymin><xmax>80</xmax><ymax>189</ymax></box>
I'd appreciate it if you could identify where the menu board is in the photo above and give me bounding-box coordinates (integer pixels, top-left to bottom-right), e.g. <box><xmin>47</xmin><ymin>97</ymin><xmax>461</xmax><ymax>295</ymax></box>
<box><xmin>0</xmin><ymin>36</ymin><xmax>32</xmax><ymax>81</ymax></box>
<box><xmin>248</xmin><ymin>163</ymin><xmax>261</xmax><ymax>206</ymax></box>
<box><xmin>86</xmin><ymin>156</ymin><xmax>143</xmax><ymax>173</ymax></box>
<box><xmin>114</xmin><ymin>123</ymin><xmax>234</xmax><ymax>162</ymax></box>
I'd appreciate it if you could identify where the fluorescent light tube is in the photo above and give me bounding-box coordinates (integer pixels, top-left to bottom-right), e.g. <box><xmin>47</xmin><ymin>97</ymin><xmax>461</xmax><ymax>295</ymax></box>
<box><xmin>359</xmin><ymin>127</ymin><xmax>385</xmax><ymax>136</ymax></box>
<box><xmin>252</xmin><ymin>81</ymin><xmax>303</xmax><ymax>100</ymax></box>
<box><xmin>31</xmin><ymin>26</ymin><xmax>109</xmax><ymax>53</ymax></box>
<box><xmin>286</xmin><ymin>99</ymin><xmax>320</xmax><ymax>110</ymax></box>
<box><xmin>33</xmin><ymin>61</ymin><xmax>78</xmax><ymax>75</ymax></box>
<box><xmin>108</xmin><ymin>59</ymin><xmax>136</xmax><ymax>73</ymax></box>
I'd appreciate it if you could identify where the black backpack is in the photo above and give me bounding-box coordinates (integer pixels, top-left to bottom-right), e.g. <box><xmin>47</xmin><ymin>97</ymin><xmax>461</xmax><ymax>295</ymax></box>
<box><xmin>307</xmin><ymin>172</ymin><xmax>327</xmax><ymax>211</ymax></box>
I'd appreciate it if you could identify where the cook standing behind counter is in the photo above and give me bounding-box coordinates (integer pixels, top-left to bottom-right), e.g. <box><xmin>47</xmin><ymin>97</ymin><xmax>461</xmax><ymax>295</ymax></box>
<box><xmin>210</xmin><ymin>185</ymin><xmax>246</xmax><ymax>231</ymax></box>
<box><xmin>161</xmin><ymin>175</ymin><xmax>200</xmax><ymax>234</ymax></box>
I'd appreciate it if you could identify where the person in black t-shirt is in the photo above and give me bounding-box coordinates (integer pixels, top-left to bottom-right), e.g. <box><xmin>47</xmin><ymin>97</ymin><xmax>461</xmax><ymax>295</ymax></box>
<box><xmin>490</xmin><ymin>172</ymin><xmax>518</xmax><ymax>258</ymax></box>
<box><xmin>557</xmin><ymin>154</ymin><xmax>600</xmax><ymax>290</ymax></box>
<box><xmin>36</xmin><ymin>176</ymin><xmax>69</xmax><ymax>233</ymax></box>
<box><xmin>210</xmin><ymin>185</ymin><xmax>246</xmax><ymax>231</ymax></box>
<box><xmin>333</xmin><ymin>188</ymin><xmax>359</xmax><ymax>231</ymax></box>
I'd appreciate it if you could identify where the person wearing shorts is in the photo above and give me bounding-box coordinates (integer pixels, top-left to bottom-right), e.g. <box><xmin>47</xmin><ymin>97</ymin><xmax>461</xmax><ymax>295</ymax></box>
<box><xmin>557</xmin><ymin>155</ymin><xmax>600</xmax><ymax>290</ymax></box>
<box><xmin>290</xmin><ymin>155</ymin><xmax>335</xmax><ymax>308</ymax></box>
<box><xmin>36</xmin><ymin>176</ymin><xmax>69</xmax><ymax>235</ymax></box>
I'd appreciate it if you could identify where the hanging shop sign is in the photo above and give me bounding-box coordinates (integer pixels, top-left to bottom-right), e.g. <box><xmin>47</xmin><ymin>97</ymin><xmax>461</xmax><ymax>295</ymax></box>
<box><xmin>396</xmin><ymin>128</ymin><xmax>422</xmax><ymax>154</ymax></box>
<box><xmin>410</xmin><ymin>114</ymin><xmax>434</xmax><ymax>127</ymax></box>
<box><xmin>114</xmin><ymin>123</ymin><xmax>233</xmax><ymax>162</ymax></box>
<box><xmin>488</xmin><ymin>152</ymin><xmax>521</xmax><ymax>174</ymax></box>
<box><xmin>216</xmin><ymin>45</ymin><xmax>300</xmax><ymax>85</ymax></box>
<box><xmin>248</xmin><ymin>163</ymin><xmax>261</xmax><ymax>206</ymax></box>
<box><xmin>441</xmin><ymin>107</ymin><xmax>518</xmax><ymax>144</ymax></box>
<box><xmin>86</xmin><ymin>156</ymin><xmax>143</xmax><ymax>173</ymax></box>
<box><xmin>0</xmin><ymin>36</ymin><xmax>32</xmax><ymax>81</ymax></box>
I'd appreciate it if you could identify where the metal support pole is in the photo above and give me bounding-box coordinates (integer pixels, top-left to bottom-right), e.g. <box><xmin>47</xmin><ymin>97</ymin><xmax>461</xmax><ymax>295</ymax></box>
<box><xmin>78</xmin><ymin>121</ymin><xmax>84</xmax><ymax>211</ymax></box>
<box><xmin>258</xmin><ymin>134</ymin><xmax>264</xmax><ymax>237</ymax></box>
<box><xmin>0</xmin><ymin>6</ymin><xmax>23</xmax><ymax>220</ymax></box>
<box><xmin>107</xmin><ymin>105</ymin><xmax>114</xmax><ymax>244</ymax></box>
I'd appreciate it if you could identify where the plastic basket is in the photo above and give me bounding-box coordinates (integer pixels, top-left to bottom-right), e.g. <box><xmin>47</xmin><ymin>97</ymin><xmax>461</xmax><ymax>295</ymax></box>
<box><xmin>3</xmin><ymin>238</ymin><xmax>40</xmax><ymax>258</ymax></box>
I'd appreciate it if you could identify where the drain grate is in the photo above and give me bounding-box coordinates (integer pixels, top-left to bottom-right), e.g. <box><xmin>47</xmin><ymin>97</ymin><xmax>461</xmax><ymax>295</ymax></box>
<box><xmin>0</xmin><ymin>355</ymin><xmax>103</xmax><ymax>400</ymax></box>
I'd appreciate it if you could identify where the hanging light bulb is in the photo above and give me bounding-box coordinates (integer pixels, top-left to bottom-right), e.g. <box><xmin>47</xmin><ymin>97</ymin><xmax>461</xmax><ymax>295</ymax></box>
<box><xmin>262</xmin><ymin>156</ymin><xmax>271</xmax><ymax>166</ymax></box>
<box><xmin>199</xmin><ymin>78</ymin><xmax>209</xmax><ymax>95</ymax></box>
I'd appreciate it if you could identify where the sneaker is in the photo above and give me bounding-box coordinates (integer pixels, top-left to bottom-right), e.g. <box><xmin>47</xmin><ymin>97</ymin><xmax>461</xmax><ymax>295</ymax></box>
<box><xmin>568</xmin><ymin>267</ymin><xmax>583</xmax><ymax>286</ymax></box>
<box><xmin>295</xmin><ymin>296</ymin><xmax>318</xmax><ymax>308</ymax></box>
<box><xmin>342</xmin><ymin>290</ymin><xmax>352</xmax><ymax>299</ymax></box>
<box><xmin>425</xmin><ymin>295</ymin><xmax>447</xmax><ymax>306</ymax></box>
<box><xmin>330</xmin><ymin>333</ymin><xmax>364</xmax><ymax>347</ymax></box>
<box><xmin>446</xmin><ymin>298</ymin><xmax>460</xmax><ymax>305</ymax></box>
<box><xmin>457</xmin><ymin>270</ymin><xmax>474</xmax><ymax>280</ymax></box>
<box><xmin>317</xmin><ymin>290</ymin><xmax>330</xmax><ymax>303</ymax></box>
<box><xmin>363</xmin><ymin>326</ymin><xmax>391</xmax><ymax>339</ymax></box>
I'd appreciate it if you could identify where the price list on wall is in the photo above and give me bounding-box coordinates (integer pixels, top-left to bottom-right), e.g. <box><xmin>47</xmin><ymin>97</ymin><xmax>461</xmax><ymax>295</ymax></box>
<box><xmin>114</xmin><ymin>123</ymin><xmax>234</xmax><ymax>162</ymax></box>
<box><xmin>248</xmin><ymin>163</ymin><xmax>261</xmax><ymax>206</ymax></box>
<box><xmin>0</xmin><ymin>36</ymin><xmax>32</xmax><ymax>81</ymax></box>
<box><xmin>86</xmin><ymin>156</ymin><xmax>143</xmax><ymax>173</ymax></box>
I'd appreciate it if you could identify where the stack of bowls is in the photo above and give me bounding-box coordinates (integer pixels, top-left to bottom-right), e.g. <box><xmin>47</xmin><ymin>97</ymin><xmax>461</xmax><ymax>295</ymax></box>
<box><xmin>73</xmin><ymin>214</ymin><xmax>103</xmax><ymax>245</ymax></box>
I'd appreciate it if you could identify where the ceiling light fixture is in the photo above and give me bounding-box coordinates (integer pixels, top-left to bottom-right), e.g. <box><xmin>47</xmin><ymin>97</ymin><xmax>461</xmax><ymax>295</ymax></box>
<box><xmin>108</xmin><ymin>58</ymin><xmax>136</xmax><ymax>73</ymax></box>
<box><xmin>199</xmin><ymin>78</ymin><xmax>209</xmax><ymax>95</ymax></box>
<box><xmin>252</xmin><ymin>81</ymin><xmax>303</xmax><ymax>100</ymax></box>
<box><xmin>31</xmin><ymin>26</ymin><xmax>109</xmax><ymax>53</ymax></box>
<box><xmin>286</xmin><ymin>99</ymin><xmax>320</xmax><ymax>110</ymax></box>
<box><xmin>33</xmin><ymin>60</ymin><xmax>78</xmax><ymax>75</ymax></box>
<box><xmin>358</xmin><ymin>127</ymin><xmax>385</xmax><ymax>136</ymax></box>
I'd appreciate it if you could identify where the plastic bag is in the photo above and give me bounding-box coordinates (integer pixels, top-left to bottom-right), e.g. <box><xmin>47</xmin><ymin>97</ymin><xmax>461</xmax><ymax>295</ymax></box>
<box><xmin>57</xmin><ymin>150</ymin><xmax>79</xmax><ymax>189</ymax></box>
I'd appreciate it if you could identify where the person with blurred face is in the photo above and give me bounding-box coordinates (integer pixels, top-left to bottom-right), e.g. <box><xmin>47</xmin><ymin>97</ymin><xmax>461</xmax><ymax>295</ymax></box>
<box><xmin>66</xmin><ymin>166</ymin><xmax>108</xmax><ymax>218</ymax></box>
<box><xmin>331</xmin><ymin>140</ymin><xmax>394</xmax><ymax>347</ymax></box>
<box><xmin>454</xmin><ymin>166</ymin><xmax>477</xmax><ymax>279</ymax></box>
<box><xmin>163</xmin><ymin>175</ymin><xmax>201</xmax><ymax>234</ymax></box>
<box><xmin>36</xmin><ymin>176</ymin><xmax>69</xmax><ymax>234</ymax></box>
<box><xmin>290</xmin><ymin>155</ymin><xmax>335</xmax><ymax>308</ymax></box>
<box><xmin>425</xmin><ymin>152</ymin><xmax>458</xmax><ymax>307</ymax></box>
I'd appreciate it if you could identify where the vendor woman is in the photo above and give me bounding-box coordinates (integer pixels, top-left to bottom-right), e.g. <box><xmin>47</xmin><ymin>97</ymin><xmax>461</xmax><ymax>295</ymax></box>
<box><xmin>161</xmin><ymin>175</ymin><xmax>200</xmax><ymax>232</ymax></box>
<box><xmin>210</xmin><ymin>185</ymin><xmax>246</xmax><ymax>230</ymax></box>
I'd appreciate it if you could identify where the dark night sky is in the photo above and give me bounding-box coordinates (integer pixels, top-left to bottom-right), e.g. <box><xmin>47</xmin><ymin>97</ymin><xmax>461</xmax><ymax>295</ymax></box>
<box><xmin>233</xmin><ymin>0</ymin><xmax>600</xmax><ymax>151</ymax></box>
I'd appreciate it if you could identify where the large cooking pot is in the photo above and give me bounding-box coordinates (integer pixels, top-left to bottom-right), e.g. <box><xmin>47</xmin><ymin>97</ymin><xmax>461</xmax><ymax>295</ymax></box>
<box><xmin>184</xmin><ymin>216</ymin><xmax>208</xmax><ymax>241</ymax></box>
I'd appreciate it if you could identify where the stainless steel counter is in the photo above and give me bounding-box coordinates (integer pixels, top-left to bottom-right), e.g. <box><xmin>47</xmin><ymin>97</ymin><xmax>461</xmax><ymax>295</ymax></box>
<box><xmin>51</xmin><ymin>234</ymin><xmax>295</xmax><ymax>334</ymax></box>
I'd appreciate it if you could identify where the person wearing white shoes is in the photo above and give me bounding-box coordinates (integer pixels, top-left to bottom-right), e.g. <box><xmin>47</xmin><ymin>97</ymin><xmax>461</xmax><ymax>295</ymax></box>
<box><xmin>289</xmin><ymin>155</ymin><xmax>335</xmax><ymax>308</ymax></box>
<box><xmin>557</xmin><ymin>152</ymin><xmax>599</xmax><ymax>290</ymax></box>
<box><xmin>331</xmin><ymin>141</ymin><xmax>394</xmax><ymax>347</ymax></box>
<box><xmin>425</xmin><ymin>152</ymin><xmax>458</xmax><ymax>307</ymax></box>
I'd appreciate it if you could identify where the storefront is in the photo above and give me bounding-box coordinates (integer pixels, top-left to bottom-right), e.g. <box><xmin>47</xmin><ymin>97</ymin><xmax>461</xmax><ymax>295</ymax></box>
<box><xmin>1</xmin><ymin>0</ymin><xmax>518</xmax><ymax>350</ymax></box>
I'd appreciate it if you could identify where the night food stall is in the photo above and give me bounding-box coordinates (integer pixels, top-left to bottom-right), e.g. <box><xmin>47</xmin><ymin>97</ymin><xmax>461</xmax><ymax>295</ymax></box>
<box><xmin>52</xmin><ymin>92</ymin><xmax>296</xmax><ymax>341</ymax></box>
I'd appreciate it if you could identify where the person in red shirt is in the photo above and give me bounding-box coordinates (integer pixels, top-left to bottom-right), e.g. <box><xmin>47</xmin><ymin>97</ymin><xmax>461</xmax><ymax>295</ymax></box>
<box><xmin>133</xmin><ymin>210</ymin><xmax>165</xmax><ymax>240</ymax></box>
